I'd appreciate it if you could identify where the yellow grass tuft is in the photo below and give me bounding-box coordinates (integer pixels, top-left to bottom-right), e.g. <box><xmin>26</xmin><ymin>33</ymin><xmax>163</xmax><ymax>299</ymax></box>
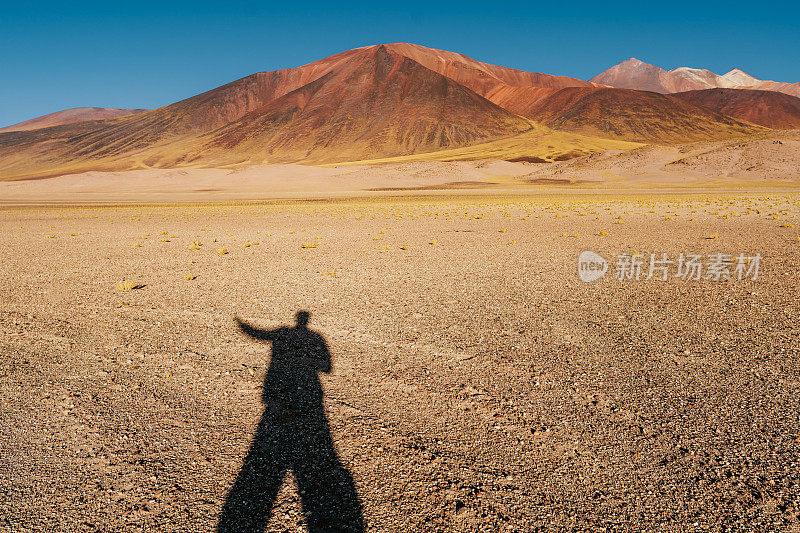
<box><xmin>301</xmin><ymin>243</ymin><xmax>318</xmax><ymax>249</ymax></box>
<box><xmin>184</xmin><ymin>275</ymin><xmax>197</xmax><ymax>281</ymax></box>
<box><xmin>706</xmin><ymin>234</ymin><xmax>718</xmax><ymax>239</ymax></box>
<box><xmin>116</xmin><ymin>280</ymin><xmax>144</xmax><ymax>291</ymax></box>
<box><xmin>217</xmin><ymin>248</ymin><xmax>229</xmax><ymax>255</ymax></box>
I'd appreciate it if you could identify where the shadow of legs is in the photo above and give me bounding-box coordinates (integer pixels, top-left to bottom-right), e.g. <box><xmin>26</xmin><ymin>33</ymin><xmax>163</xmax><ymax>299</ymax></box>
<box><xmin>292</xmin><ymin>424</ymin><xmax>364</xmax><ymax>532</ymax></box>
<box><xmin>217</xmin><ymin>420</ymin><xmax>286</xmax><ymax>533</ymax></box>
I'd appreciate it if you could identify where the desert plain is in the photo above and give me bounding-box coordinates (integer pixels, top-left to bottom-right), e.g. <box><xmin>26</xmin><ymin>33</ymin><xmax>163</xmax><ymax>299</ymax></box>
<box><xmin>2</xmin><ymin>169</ymin><xmax>800</xmax><ymax>532</ymax></box>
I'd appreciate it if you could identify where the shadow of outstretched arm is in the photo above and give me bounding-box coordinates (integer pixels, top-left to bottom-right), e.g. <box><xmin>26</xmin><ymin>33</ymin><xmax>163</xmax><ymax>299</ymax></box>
<box><xmin>235</xmin><ymin>316</ymin><xmax>277</xmax><ymax>341</ymax></box>
<box><xmin>234</xmin><ymin>316</ymin><xmax>331</xmax><ymax>373</ymax></box>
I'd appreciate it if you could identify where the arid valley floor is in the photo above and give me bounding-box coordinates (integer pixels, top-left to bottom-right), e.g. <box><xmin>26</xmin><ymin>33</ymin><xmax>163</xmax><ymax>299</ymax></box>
<box><xmin>2</xmin><ymin>190</ymin><xmax>800</xmax><ymax>531</ymax></box>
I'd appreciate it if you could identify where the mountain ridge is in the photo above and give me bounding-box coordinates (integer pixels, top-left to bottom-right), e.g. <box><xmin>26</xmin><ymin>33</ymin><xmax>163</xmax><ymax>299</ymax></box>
<box><xmin>674</xmin><ymin>89</ymin><xmax>800</xmax><ymax>129</ymax></box>
<box><xmin>0</xmin><ymin>43</ymin><xmax>790</xmax><ymax>181</ymax></box>
<box><xmin>0</xmin><ymin>107</ymin><xmax>148</xmax><ymax>133</ymax></box>
<box><xmin>591</xmin><ymin>57</ymin><xmax>800</xmax><ymax>97</ymax></box>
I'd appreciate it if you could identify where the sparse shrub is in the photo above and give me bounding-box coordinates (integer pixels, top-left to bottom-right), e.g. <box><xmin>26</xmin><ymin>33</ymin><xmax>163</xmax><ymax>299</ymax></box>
<box><xmin>116</xmin><ymin>280</ymin><xmax>144</xmax><ymax>291</ymax></box>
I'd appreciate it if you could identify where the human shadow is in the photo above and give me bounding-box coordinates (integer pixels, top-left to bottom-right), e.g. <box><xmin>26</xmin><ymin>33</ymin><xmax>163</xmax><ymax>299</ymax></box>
<box><xmin>217</xmin><ymin>311</ymin><xmax>364</xmax><ymax>532</ymax></box>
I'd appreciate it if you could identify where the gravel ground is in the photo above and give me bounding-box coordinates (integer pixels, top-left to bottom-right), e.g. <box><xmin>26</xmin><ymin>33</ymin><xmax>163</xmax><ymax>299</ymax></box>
<box><xmin>1</xmin><ymin>194</ymin><xmax>800</xmax><ymax>532</ymax></box>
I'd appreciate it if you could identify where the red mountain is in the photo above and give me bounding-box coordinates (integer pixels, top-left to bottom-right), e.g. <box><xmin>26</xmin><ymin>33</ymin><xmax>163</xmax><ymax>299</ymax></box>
<box><xmin>493</xmin><ymin>87</ymin><xmax>765</xmax><ymax>143</ymax></box>
<box><xmin>0</xmin><ymin>45</ymin><xmax>540</xmax><ymax>178</ymax></box>
<box><xmin>205</xmin><ymin>45</ymin><xmax>535</xmax><ymax>163</ymax></box>
<box><xmin>0</xmin><ymin>107</ymin><xmax>147</xmax><ymax>133</ymax></box>
<box><xmin>375</xmin><ymin>43</ymin><xmax>598</xmax><ymax>97</ymax></box>
<box><xmin>673</xmin><ymin>89</ymin><xmax>800</xmax><ymax>130</ymax></box>
<box><xmin>0</xmin><ymin>44</ymin><xmax>782</xmax><ymax>180</ymax></box>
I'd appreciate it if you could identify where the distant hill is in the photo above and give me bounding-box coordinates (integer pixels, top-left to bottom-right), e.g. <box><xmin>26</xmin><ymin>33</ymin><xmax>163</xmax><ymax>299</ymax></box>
<box><xmin>591</xmin><ymin>58</ymin><xmax>800</xmax><ymax>98</ymax></box>
<box><xmin>674</xmin><ymin>89</ymin><xmax>800</xmax><ymax>130</ymax></box>
<box><xmin>0</xmin><ymin>107</ymin><xmax>147</xmax><ymax>133</ymax></box>
<box><xmin>504</xmin><ymin>87</ymin><xmax>765</xmax><ymax>143</ymax></box>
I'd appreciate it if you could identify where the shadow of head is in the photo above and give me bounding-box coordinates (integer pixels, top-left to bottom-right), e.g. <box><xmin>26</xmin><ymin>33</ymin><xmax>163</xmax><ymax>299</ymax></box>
<box><xmin>295</xmin><ymin>310</ymin><xmax>310</xmax><ymax>328</ymax></box>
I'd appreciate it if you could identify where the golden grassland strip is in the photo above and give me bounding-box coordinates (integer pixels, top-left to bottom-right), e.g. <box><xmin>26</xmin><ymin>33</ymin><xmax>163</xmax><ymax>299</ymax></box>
<box><xmin>2</xmin><ymin>191</ymin><xmax>800</xmax><ymax>216</ymax></box>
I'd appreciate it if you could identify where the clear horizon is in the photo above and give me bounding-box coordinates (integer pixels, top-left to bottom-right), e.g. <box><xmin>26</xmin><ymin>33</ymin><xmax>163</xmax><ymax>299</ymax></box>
<box><xmin>1</xmin><ymin>0</ymin><xmax>798</xmax><ymax>127</ymax></box>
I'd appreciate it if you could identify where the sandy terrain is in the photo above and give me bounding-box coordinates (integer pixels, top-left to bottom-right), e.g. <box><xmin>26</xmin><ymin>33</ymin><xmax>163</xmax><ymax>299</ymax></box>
<box><xmin>0</xmin><ymin>161</ymin><xmax>533</xmax><ymax>205</ymax></box>
<box><xmin>2</xmin><ymin>193</ymin><xmax>800</xmax><ymax>531</ymax></box>
<box><xmin>519</xmin><ymin>131</ymin><xmax>800</xmax><ymax>187</ymax></box>
<box><xmin>1</xmin><ymin>132</ymin><xmax>798</xmax><ymax>206</ymax></box>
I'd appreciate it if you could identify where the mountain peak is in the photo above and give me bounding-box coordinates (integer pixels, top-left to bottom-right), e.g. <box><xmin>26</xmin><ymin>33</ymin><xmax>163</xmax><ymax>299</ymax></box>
<box><xmin>725</xmin><ymin>67</ymin><xmax>755</xmax><ymax>76</ymax></box>
<box><xmin>669</xmin><ymin>66</ymin><xmax>717</xmax><ymax>75</ymax></box>
<box><xmin>721</xmin><ymin>68</ymin><xmax>760</xmax><ymax>85</ymax></box>
<box><xmin>589</xmin><ymin>57</ymin><xmax>668</xmax><ymax>92</ymax></box>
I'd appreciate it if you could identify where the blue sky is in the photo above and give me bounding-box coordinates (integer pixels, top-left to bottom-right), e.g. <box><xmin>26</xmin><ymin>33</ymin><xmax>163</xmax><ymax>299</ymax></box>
<box><xmin>1</xmin><ymin>0</ymin><xmax>798</xmax><ymax>127</ymax></box>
